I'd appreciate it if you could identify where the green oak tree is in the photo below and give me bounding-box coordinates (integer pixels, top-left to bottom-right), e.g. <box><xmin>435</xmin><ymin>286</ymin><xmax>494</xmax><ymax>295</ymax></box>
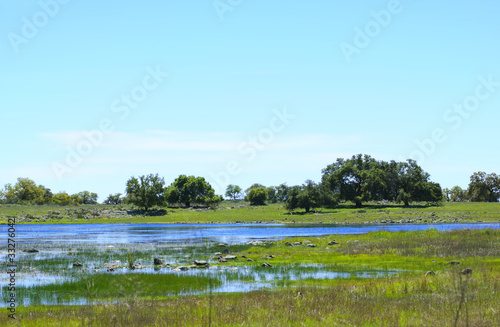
<box><xmin>2</xmin><ymin>178</ymin><xmax>46</xmax><ymax>204</ymax></box>
<box><xmin>168</xmin><ymin>175</ymin><xmax>218</xmax><ymax>207</ymax></box>
<box><xmin>322</xmin><ymin>154</ymin><xmax>386</xmax><ymax>208</ymax></box>
<box><xmin>467</xmin><ymin>172</ymin><xmax>500</xmax><ymax>202</ymax></box>
<box><xmin>103</xmin><ymin>193</ymin><xmax>122</xmax><ymax>205</ymax></box>
<box><xmin>446</xmin><ymin>186</ymin><xmax>467</xmax><ymax>202</ymax></box>
<box><xmin>125</xmin><ymin>174</ymin><xmax>165</xmax><ymax>210</ymax></box>
<box><xmin>275</xmin><ymin>183</ymin><xmax>290</xmax><ymax>202</ymax></box>
<box><xmin>52</xmin><ymin>192</ymin><xmax>74</xmax><ymax>205</ymax></box>
<box><xmin>225</xmin><ymin>184</ymin><xmax>242</xmax><ymax>200</ymax></box>
<box><xmin>72</xmin><ymin>191</ymin><xmax>98</xmax><ymax>205</ymax></box>
<box><xmin>392</xmin><ymin>159</ymin><xmax>442</xmax><ymax>206</ymax></box>
<box><xmin>247</xmin><ymin>187</ymin><xmax>268</xmax><ymax>205</ymax></box>
<box><xmin>285</xmin><ymin>180</ymin><xmax>323</xmax><ymax>213</ymax></box>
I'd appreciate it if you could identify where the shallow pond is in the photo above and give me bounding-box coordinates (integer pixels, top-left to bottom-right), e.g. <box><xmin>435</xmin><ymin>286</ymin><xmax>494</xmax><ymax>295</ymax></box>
<box><xmin>3</xmin><ymin>222</ymin><xmax>499</xmax><ymax>245</ymax></box>
<box><xmin>1</xmin><ymin>222</ymin><xmax>498</xmax><ymax>306</ymax></box>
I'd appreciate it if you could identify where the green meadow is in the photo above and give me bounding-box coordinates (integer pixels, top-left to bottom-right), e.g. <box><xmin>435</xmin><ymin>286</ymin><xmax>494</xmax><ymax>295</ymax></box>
<box><xmin>1</xmin><ymin>201</ymin><xmax>500</xmax><ymax>224</ymax></box>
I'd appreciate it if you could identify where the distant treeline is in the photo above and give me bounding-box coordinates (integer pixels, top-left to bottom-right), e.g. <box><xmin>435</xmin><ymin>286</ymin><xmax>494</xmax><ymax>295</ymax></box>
<box><xmin>1</xmin><ymin>154</ymin><xmax>498</xmax><ymax>212</ymax></box>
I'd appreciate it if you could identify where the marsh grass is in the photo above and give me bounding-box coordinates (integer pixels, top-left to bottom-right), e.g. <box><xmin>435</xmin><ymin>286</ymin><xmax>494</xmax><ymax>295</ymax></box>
<box><xmin>5</xmin><ymin>273</ymin><xmax>222</xmax><ymax>306</ymax></box>
<box><xmin>2</xmin><ymin>227</ymin><xmax>500</xmax><ymax>326</ymax></box>
<box><xmin>6</xmin><ymin>268</ymin><xmax>500</xmax><ymax>326</ymax></box>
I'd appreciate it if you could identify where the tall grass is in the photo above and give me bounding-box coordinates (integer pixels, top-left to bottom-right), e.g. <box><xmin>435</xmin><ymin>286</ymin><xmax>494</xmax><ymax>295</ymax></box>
<box><xmin>6</xmin><ymin>268</ymin><xmax>500</xmax><ymax>326</ymax></box>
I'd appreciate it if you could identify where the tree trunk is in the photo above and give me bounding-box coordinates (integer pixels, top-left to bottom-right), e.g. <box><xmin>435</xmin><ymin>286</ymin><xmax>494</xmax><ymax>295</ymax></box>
<box><xmin>355</xmin><ymin>202</ymin><xmax>363</xmax><ymax>208</ymax></box>
<box><xmin>404</xmin><ymin>200</ymin><xmax>409</xmax><ymax>207</ymax></box>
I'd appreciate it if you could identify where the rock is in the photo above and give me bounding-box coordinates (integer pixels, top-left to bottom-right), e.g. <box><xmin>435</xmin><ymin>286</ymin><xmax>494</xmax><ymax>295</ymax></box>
<box><xmin>460</xmin><ymin>268</ymin><xmax>472</xmax><ymax>275</ymax></box>
<box><xmin>328</xmin><ymin>240</ymin><xmax>339</xmax><ymax>245</ymax></box>
<box><xmin>425</xmin><ymin>271</ymin><xmax>435</xmax><ymax>276</ymax></box>
<box><xmin>218</xmin><ymin>243</ymin><xmax>228</xmax><ymax>247</ymax></box>
<box><xmin>154</xmin><ymin>258</ymin><xmax>164</xmax><ymax>265</ymax></box>
<box><xmin>133</xmin><ymin>263</ymin><xmax>145</xmax><ymax>269</ymax></box>
<box><xmin>222</xmin><ymin>249</ymin><xmax>230</xmax><ymax>254</ymax></box>
<box><xmin>224</xmin><ymin>255</ymin><xmax>237</xmax><ymax>260</ymax></box>
<box><xmin>285</xmin><ymin>242</ymin><xmax>293</xmax><ymax>246</ymax></box>
<box><xmin>449</xmin><ymin>261</ymin><xmax>460</xmax><ymax>265</ymax></box>
<box><xmin>306</xmin><ymin>244</ymin><xmax>317</xmax><ymax>248</ymax></box>
<box><xmin>266</xmin><ymin>255</ymin><xmax>275</xmax><ymax>259</ymax></box>
<box><xmin>194</xmin><ymin>260</ymin><xmax>209</xmax><ymax>267</ymax></box>
<box><xmin>246</xmin><ymin>258</ymin><xmax>254</xmax><ymax>262</ymax></box>
<box><xmin>261</xmin><ymin>262</ymin><xmax>272</xmax><ymax>268</ymax></box>
<box><xmin>214</xmin><ymin>252</ymin><xmax>222</xmax><ymax>256</ymax></box>
<box><xmin>218</xmin><ymin>257</ymin><xmax>227</xmax><ymax>263</ymax></box>
<box><xmin>73</xmin><ymin>261</ymin><xmax>83</xmax><ymax>267</ymax></box>
<box><xmin>293</xmin><ymin>242</ymin><xmax>302</xmax><ymax>246</ymax></box>
<box><xmin>107</xmin><ymin>268</ymin><xmax>115</xmax><ymax>272</ymax></box>
<box><xmin>247</xmin><ymin>240</ymin><xmax>264</xmax><ymax>246</ymax></box>
<box><xmin>24</xmin><ymin>248</ymin><xmax>39</xmax><ymax>253</ymax></box>
<box><xmin>173</xmin><ymin>266</ymin><xmax>190</xmax><ymax>271</ymax></box>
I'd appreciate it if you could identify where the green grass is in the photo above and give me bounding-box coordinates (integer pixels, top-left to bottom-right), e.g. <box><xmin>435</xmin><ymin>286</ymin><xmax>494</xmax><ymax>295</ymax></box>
<box><xmin>1</xmin><ymin>201</ymin><xmax>500</xmax><ymax>224</ymax></box>
<box><xmin>5</xmin><ymin>265</ymin><xmax>500</xmax><ymax>326</ymax></box>
<box><xmin>6</xmin><ymin>273</ymin><xmax>222</xmax><ymax>306</ymax></box>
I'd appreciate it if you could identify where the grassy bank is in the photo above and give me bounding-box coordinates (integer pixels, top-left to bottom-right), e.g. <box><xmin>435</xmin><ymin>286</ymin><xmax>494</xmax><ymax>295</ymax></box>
<box><xmin>1</xmin><ymin>201</ymin><xmax>500</xmax><ymax>224</ymax></box>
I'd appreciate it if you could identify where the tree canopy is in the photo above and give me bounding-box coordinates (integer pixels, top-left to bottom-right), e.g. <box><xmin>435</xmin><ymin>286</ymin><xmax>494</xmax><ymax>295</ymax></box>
<box><xmin>104</xmin><ymin>193</ymin><xmax>123</xmax><ymax>205</ymax></box>
<box><xmin>285</xmin><ymin>180</ymin><xmax>324</xmax><ymax>213</ymax></box>
<box><xmin>467</xmin><ymin>172</ymin><xmax>500</xmax><ymax>202</ymax></box>
<box><xmin>2</xmin><ymin>178</ymin><xmax>47</xmax><ymax>205</ymax></box>
<box><xmin>125</xmin><ymin>174</ymin><xmax>165</xmax><ymax>210</ymax></box>
<box><xmin>225</xmin><ymin>184</ymin><xmax>242</xmax><ymax>200</ymax></box>
<box><xmin>247</xmin><ymin>187</ymin><xmax>268</xmax><ymax>205</ymax></box>
<box><xmin>322</xmin><ymin>155</ymin><xmax>442</xmax><ymax>207</ymax></box>
<box><xmin>168</xmin><ymin>175</ymin><xmax>218</xmax><ymax>207</ymax></box>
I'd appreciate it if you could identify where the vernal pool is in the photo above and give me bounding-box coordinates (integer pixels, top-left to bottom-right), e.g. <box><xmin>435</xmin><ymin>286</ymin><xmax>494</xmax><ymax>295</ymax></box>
<box><xmin>1</xmin><ymin>222</ymin><xmax>498</xmax><ymax>306</ymax></box>
<box><xmin>3</xmin><ymin>222</ymin><xmax>499</xmax><ymax>244</ymax></box>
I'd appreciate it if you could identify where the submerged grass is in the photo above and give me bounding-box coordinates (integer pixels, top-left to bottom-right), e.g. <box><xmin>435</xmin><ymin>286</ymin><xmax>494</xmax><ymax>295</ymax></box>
<box><xmin>5</xmin><ymin>273</ymin><xmax>222</xmax><ymax>306</ymax></box>
<box><xmin>6</xmin><ymin>267</ymin><xmax>500</xmax><ymax>326</ymax></box>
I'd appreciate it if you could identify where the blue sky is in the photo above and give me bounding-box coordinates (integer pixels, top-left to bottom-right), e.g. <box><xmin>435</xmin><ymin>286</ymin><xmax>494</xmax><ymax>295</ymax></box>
<box><xmin>1</xmin><ymin>0</ymin><xmax>499</xmax><ymax>199</ymax></box>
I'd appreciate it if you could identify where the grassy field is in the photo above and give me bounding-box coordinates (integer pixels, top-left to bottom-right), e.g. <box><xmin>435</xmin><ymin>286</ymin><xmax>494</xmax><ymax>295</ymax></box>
<box><xmin>1</xmin><ymin>201</ymin><xmax>500</xmax><ymax>224</ymax></box>
<box><xmin>2</xmin><ymin>228</ymin><xmax>500</xmax><ymax>326</ymax></box>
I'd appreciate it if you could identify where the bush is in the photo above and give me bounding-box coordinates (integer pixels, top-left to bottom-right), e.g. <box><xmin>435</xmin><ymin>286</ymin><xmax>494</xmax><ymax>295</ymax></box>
<box><xmin>247</xmin><ymin>187</ymin><xmax>268</xmax><ymax>205</ymax></box>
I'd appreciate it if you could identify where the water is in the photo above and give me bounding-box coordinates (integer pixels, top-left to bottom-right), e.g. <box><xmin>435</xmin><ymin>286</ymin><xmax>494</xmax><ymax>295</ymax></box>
<box><xmin>3</xmin><ymin>222</ymin><xmax>499</xmax><ymax>245</ymax></box>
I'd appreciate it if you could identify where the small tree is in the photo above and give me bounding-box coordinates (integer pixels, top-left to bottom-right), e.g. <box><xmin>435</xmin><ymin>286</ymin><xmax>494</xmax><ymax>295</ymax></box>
<box><xmin>52</xmin><ymin>192</ymin><xmax>74</xmax><ymax>206</ymax></box>
<box><xmin>125</xmin><ymin>174</ymin><xmax>165</xmax><ymax>210</ymax></box>
<box><xmin>2</xmin><ymin>178</ymin><xmax>46</xmax><ymax>204</ymax></box>
<box><xmin>104</xmin><ymin>193</ymin><xmax>122</xmax><ymax>205</ymax></box>
<box><xmin>206</xmin><ymin>195</ymin><xmax>224</xmax><ymax>209</ymax></box>
<box><xmin>267</xmin><ymin>186</ymin><xmax>277</xmax><ymax>203</ymax></box>
<box><xmin>247</xmin><ymin>187</ymin><xmax>268</xmax><ymax>205</ymax></box>
<box><xmin>225</xmin><ymin>184</ymin><xmax>242</xmax><ymax>200</ymax></box>
<box><xmin>448</xmin><ymin>186</ymin><xmax>467</xmax><ymax>202</ymax></box>
<box><xmin>72</xmin><ymin>191</ymin><xmax>98</xmax><ymax>204</ymax></box>
<box><xmin>275</xmin><ymin>183</ymin><xmax>290</xmax><ymax>202</ymax></box>
<box><xmin>165</xmin><ymin>186</ymin><xmax>180</xmax><ymax>206</ymax></box>
<box><xmin>467</xmin><ymin>172</ymin><xmax>500</xmax><ymax>202</ymax></box>
<box><xmin>170</xmin><ymin>175</ymin><xmax>217</xmax><ymax>207</ymax></box>
<box><xmin>285</xmin><ymin>186</ymin><xmax>300</xmax><ymax>211</ymax></box>
<box><xmin>285</xmin><ymin>180</ymin><xmax>325</xmax><ymax>213</ymax></box>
